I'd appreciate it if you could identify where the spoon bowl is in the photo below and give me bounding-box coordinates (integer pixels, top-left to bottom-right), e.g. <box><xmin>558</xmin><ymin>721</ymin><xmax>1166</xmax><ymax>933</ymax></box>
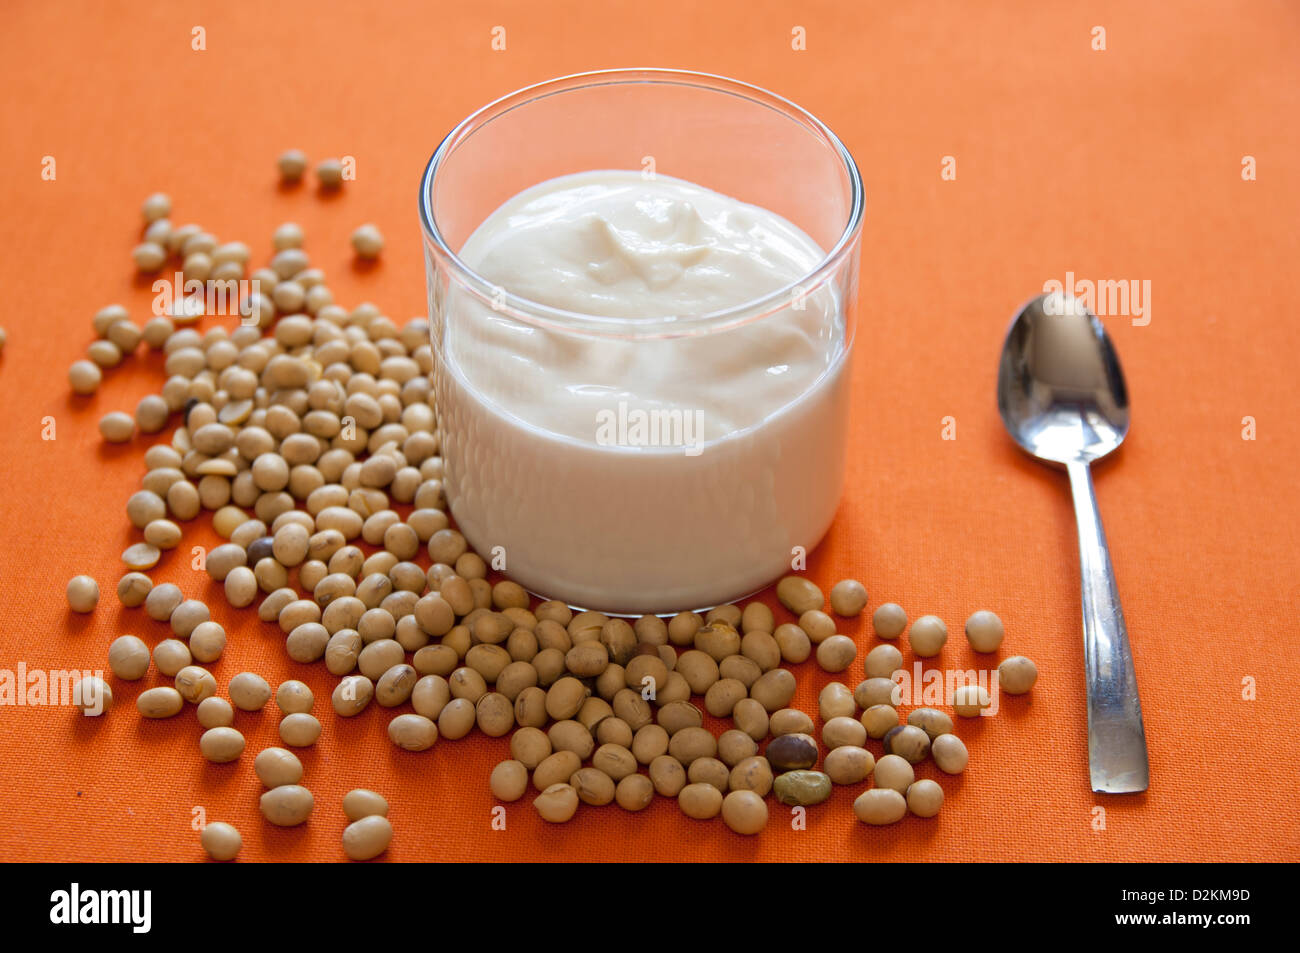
<box><xmin>998</xmin><ymin>291</ymin><xmax>1130</xmax><ymax>465</ymax></box>
<box><xmin>996</xmin><ymin>292</ymin><xmax>1149</xmax><ymax>794</ymax></box>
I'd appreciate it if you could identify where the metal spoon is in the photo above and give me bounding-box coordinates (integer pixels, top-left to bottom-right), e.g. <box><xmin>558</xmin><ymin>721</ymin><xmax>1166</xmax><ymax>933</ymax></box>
<box><xmin>997</xmin><ymin>292</ymin><xmax>1150</xmax><ymax>794</ymax></box>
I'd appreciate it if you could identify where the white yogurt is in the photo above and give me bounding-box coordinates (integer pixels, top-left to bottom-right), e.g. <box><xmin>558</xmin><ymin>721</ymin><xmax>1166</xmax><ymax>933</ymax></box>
<box><xmin>434</xmin><ymin>170</ymin><xmax>850</xmax><ymax>613</ymax></box>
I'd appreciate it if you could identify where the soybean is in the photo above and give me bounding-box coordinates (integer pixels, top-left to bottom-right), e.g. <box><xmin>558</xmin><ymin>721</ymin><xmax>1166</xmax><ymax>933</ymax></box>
<box><xmin>678</xmin><ymin>782</ymin><xmax>724</xmax><ymax>820</ymax></box>
<box><xmin>872</xmin><ymin>603</ymin><xmax>908</xmax><ymax>640</ymax></box>
<box><xmin>489</xmin><ymin>760</ymin><xmax>530</xmax><ymax>801</ymax></box>
<box><xmin>854</xmin><ymin>788</ymin><xmax>907</xmax><ymax>825</ymax></box>
<box><xmin>67</xmin><ymin>575</ymin><xmax>99</xmax><ymax>613</ymax></box>
<box><xmin>965</xmin><ymin>610</ymin><xmax>1005</xmax><ymax>652</ymax></box>
<box><xmin>200</xmin><ymin>727</ymin><xmax>246</xmax><ymax>763</ymax></box>
<box><xmin>254</xmin><ymin>747</ymin><xmax>303</xmax><ymax>788</ymax></box>
<box><xmin>73</xmin><ymin>676</ymin><xmax>113</xmax><ymax>715</ymax></box>
<box><xmin>342</xmin><ymin>789</ymin><xmax>389</xmax><ymax>820</ymax></box>
<box><xmin>280</xmin><ymin>712</ymin><xmax>322</xmax><ymax>746</ymax></box>
<box><xmin>953</xmin><ymin>684</ymin><xmax>992</xmax><ymax>717</ymax></box>
<box><xmin>907</xmin><ymin>779</ymin><xmax>944</xmax><ymax>818</ymax></box>
<box><xmin>343</xmin><ymin>815</ymin><xmax>393</xmax><ymax>860</ymax></box>
<box><xmin>998</xmin><ymin>655</ymin><xmax>1038</xmax><ymax>694</ymax></box>
<box><xmin>773</xmin><ymin>770</ymin><xmax>832</xmax><ymax>806</ymax></box>
<box><xmin>107</xmin><ymin>635</ymin><xmax>150</xmax><ymax>680</ymax></box>
<box><xmin>229</xmin><ymin>672</ymin><xmax>271</xmax><ymax>711</ymax></box>
<box><xmin>873</xmin><ymin>753</ymin><xmax>915</xmax><ymax>794</ymax></box>
<box><xmin>824</xmin><ymin>746</ymin><xmax>875</xmax><ymax>785</ymax></box>
<box><xmin>137</xmin><ymin>686</ymin><xmax>184</xmax><ymax>718</ymax></box>
<box><xmin>200</xmin><ymin>822</ymin><xmax>242</xmax><ymax>861</ymax></box>
<box><xmin>776</xmin><ymin>575</ymin><xmax>823</xmax><ymax>614</ymax></box>
<box><xmin>196</xmin><ymin>696</ymin><xmax>234</xmax><ymax>729</ymax></box>
<box><xmin>882</xmin><ymin>724</ymin><xmax>931</xmax><ymax>764</ymax></box>
<box><xmin>829</xmin><ymin>579</ymin><xmax>868</xmax><ymax>617</ymax></box>
<box><xmin>908</xmin><ymin>615</ymin><xmax>948</xmax><ymax>657</ymax></box>
<box><xmin>721</xmin><ymin>789</ymin><xmax>768</xmax><ymax>834</ymax></box>
<box><xmin>534</xmin><ymin>783</ymin><xmax>579</xmax><ymax>823</ymax></box>
<box><xmin>260</xmin><ymin>785</ymin><xmax>314</xmax><ymax>826</ymax></box>
<box><xmin>932</xmin><ymin>734</ymin><xmax>969</xmax><ymax>774</ymax></box>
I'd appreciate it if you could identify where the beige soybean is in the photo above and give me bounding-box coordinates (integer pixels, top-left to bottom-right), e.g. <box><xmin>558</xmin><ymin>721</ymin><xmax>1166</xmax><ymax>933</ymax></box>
<box><xmin>749</xmin><ymin>668</ymin><xmax>796</xmax><ymax>712</ymax></box>
<box><xmin>388</xmin><ymin>713</ymin><xmax>438</xmax><ymax>751</ymax></box>
<box><xmin>816</xmin><ymin>634</ymin><xmax>857</xmax><ymax>673</ymax></box>
<box><xmin>855</xmin><ymin>677</ymin><xmax>901</xmax><ymax>709</ymax></box>
<box><xmin>954</xmin><ymin>684</ymin><xmax>992</xmax><ymax>717</ymax></box>
<box><xmin>861</xmin><ymin>704</ymin><xmax>900</xmax><ymax>739</ymax></box>
<box><xmin>153</xmin><ymin>639</ymin><xmax>191</xmax><ymax>676</ymax></box>
<box><xmin>882</xmin><ymin>724</ymin><xmax>931</xmax><ymax>764</ymax></box>
<box><xmin>200</xmin><ymin>822</ymin><xmax>242</xmax><ymax>861</ymax></box>
<box><xmin>854</xmin><ymin>788</ymin><xmax>907</xmax><ymax>826</ymax></box>
<box><xmin>69</xmin><ymin>360</ymin><xmax>103</xmax><ymax>395</ymax></box>
<box><xmin>864</xmin><ymin>643</ymin><xmax>903</xmax><ymax>678</ymax></box>
<box><xmin>773</xmin><ymin>770</ymin><xmax>833</xmax><ymax>806</ymax></box>
<box><xmin>998</xmin><ymin>655</ymin><xmax>1038</xmax><ymax>694</ymax></box>
<box><xmin>615</xmin><ymin>774</ymin><xmax>655</xmax><ymax>812</ymax></box>
<box><xmin>174</xmin><ymin>665</ymin><xmax>217</xmax><ymax>703</ymax></box>
<box><xmin>73</xmin><ymin>676</ymin><xmax>113</xmax><ymax>715</ymax></box>
<box><xmin>170</xmin><ymin>600</ymin><xmax>210</xmax><ymax>638</ymax></box>
<box><xmin>144</xmin><ymin>583</ymin><xmax>183</xmax><ymax>621</ymax></box>
<box><xmin>276</xmin><ymin>680</ymin><xmax>314</xmax><ymax>714</ymax></box>
<box><xmin>189</xmin><ymin>621</ymin><xmax>226</xmax><ymax>663</ymax></box>
<box><xmin>342</xmin><ymin>789</ymin><xmax>389</xmax><ymax>820</ymax></box>
<box><xmin>722</xmin><ymin>789</ymin><xmax>768</xmax><ymax>835</ymax></box>
<box><xmin>931</xmin><ymin>733</ymin><xmax>970</xmax><ymax>774</ymax></box>
<box><xmin>965</xmin><ymin>610</ymin><xmax>1005</xmax><ymax>652</ymax></box>
<box><xmin>649</xmin><ymin>755</ymin><xmax>687</xmax><ymax>797</ymax></box>
<box><xmin>343</xmin><ymin>815</ymin><xmax>393</xmax><ymax>861</ymax></box>
<box><xmin>117</xmin><ymin>572</ymin><xmax>152</xmax><ymax>607</ymax></box>
<box><xmin>728</xmin><ymin>756</ymin><xmax>774</xmax><ymax>797</ymax></box>
<box><xmin>908</xmin><ymin>707</ymin><xmax>954</xmax><ymax>740</ymax></box>
<box><xmin>254</xmin><ymin>747</ymin><xmax>303</xmax><ymax>788</ymax></box>
<box><xmin>907</xmin><ymin>778</ymin><xmax>945</xmax><ymax>818</ymax></box>
<box><xmin>773</xmin><ymin>623</ymin><xmax>811</xmax><ymax>664</ymax></box>
<box><xmin>137</xmin><ymin>686</ymin><xmax>184</xmax><ymax>718</ymax></box>
<box><xmin>107</xmin><ymin>635</ymin><xmax>150</xmax><ymax>680</ymax></box>
<box><xmin>822</xmin><ymin>715</ymin><xmax>868</xmax><ymax>750</ymax></box>
<box><xmin>824</xmin><ymin>746</ymin><xmax>875</xmax><ymax>785</ymax></box>
<box><xmin>908</xmin><ymin>615</ymin><xmax>948</xmax><ymax>657</ymax></box>
<box><xmin>67</xmin><ymin>575</ymin><xmax>99</xmax><ymax>613</ymax></box>
<box><xmin>872</xmin><ymin>602</ymin><xmax>908</xmax><ymax>639</ymax></box>
<box><xmin>873</xmin><ymin>753</ymin><xmax>915</xmax><ymax>794</ymax></box>
<box><xmin>196</xmin><ymin>696</ymin><xmax>235</xmax><ymax>729</ymax></box>
<box><xmin>769</xmin><ymin>708</ymin><xmax>814</xmax><ymax>737</ymax></box>
<box><xmin>687</xmin><ymin>757</ymin><xmax>730</xmax><ymax>792</ymax></box>
<box><xmin>799</xmin><ymin>609</ymin><xmax>837</xmax><ymax>644</ymax></box>
<box><xmin>437</xmin><ymin>698</ymin><xmax>476</xmax><ymax>739</ymax></box>
<box><xmin>818</xmin><ymin>682</ymin><xmax>855</xmax><ymax>721</ymax></box>
<box><xmin>533</xmin><ymin>750</ymin><xmax>582</xmax><ymax>792</ymax></box>
<box><xmin>280</xmin><ymin>712</ymin><xmax>322</xmax><ymax>746</ymax></box>
<box><xmin>489</xmin><ymin>760</ymin><xmax>529</xmax><ymax>802</ymax></box>
<box><xmin>829</xmin><ymin>579</ymin><xmax>868</xmax><ymax>617</ymax></box>
<box><xmin>99</xmin><ymin>412</ymin><xmax>135</xmax><ymax>443</ymax></box>
<box><xmin>776</xmin><ymin>575</ymin><xmax>823</xmax><ymax>614</ymax></box>
<box><xmin>200</xmin><ymin>727</ymin><xmax>246</xmax><ymax>763</ymax></box>
<box><xmin>534</xmin><ymin>783</ymin><xmax>579</xmax><ymax>823</ymax></box>
<box><xmin>678</xmin><ymin>782</ymin><xmax>724</xmax><ymax>820</ymax></box>
<box><xmin>228</xmin><ymin>672</ymin><xmax>271</xmax><ymax>711</ymax></box>
<box><xmin>732</xmin><ymin>698</ymin><xmax>770</xmax><ymax>742</ymax></box>
<box><xmin>570</xmin><ymin>767</ymin><xmax>616</xmax><ymax>806</ymax></box>
<box><xmin>260</xmin><ymin>785</ymin><xmax>314</xmax><ymax>827</ymax></box>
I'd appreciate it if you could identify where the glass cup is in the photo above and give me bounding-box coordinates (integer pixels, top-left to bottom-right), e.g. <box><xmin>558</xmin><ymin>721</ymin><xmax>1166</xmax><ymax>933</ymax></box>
<box><xmin>420</xmin><ymin>68</ymin><xmax>863</xmax><ymax>614</ymax></box>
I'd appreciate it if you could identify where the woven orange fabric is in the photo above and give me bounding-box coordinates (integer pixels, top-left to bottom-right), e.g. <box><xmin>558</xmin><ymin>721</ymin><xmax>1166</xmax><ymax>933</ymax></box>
<box><xmin>0</xmin><ymin>0</ymin><xmax>1296</xmax><ymax>863</ymax></box>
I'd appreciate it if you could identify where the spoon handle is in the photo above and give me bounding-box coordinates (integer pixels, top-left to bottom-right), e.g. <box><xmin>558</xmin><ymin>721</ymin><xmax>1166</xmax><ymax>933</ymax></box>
<box><xmin>1065</xmin><ymin>460</ymin><xmax>1150</xmax><ymax>794</ymax></box>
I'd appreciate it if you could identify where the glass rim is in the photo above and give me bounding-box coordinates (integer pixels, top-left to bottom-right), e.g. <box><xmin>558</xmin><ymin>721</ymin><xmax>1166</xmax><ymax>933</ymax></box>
<box><xmin>418</xmin><ymin>67</ymin><xmax>865</xmax><ymax>338</ymax></box>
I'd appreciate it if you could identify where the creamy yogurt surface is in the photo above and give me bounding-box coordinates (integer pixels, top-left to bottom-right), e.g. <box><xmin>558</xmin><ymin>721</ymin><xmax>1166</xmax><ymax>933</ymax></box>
<box><xmin>434</xmin><ymin>170</ymin><xmax>851</xmax><ymax>612</ymax></box>
<box><xmin>450</xmin><ymin>170</ymin><xmax>840</xmax><ymax>443</ymax></box>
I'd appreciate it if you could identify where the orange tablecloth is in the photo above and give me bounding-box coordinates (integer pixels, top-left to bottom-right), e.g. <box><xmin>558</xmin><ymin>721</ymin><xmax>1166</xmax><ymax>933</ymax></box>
<box><xmin>0</xmin><ymin>0</ymin><xmax>1296</xmax><ymax>863</ymax></box>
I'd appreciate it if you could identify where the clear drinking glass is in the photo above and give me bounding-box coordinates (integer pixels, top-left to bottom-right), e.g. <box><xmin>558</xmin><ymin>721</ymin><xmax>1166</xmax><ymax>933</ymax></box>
<box><xmin>420</xmin><ymin>68</ymin><xmax>863</xmax><ymax>614</ymax></box>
